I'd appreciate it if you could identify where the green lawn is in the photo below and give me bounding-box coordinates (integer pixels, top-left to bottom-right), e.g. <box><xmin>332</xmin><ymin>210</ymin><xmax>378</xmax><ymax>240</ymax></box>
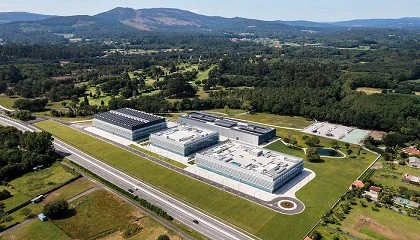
<box><xmin>1</xmin><ymin>203</ymin><xmax>43</xmax><ymax>229</ymax></box>
<box><xmin>329</xmin><ymin>201</ymin><xmax>420</xmax><ymax>240</ymax></box>
<box><xmin>231</xmin><ymin>112</ymin><xmax>314</xmax><ymax>129</ymax></box>
<box><xmin>9</xmin><ymin>162</ymin><xmax>79</xmax><ymax>198</ymax></box>
<box><xmin>42</xmin><ymin>177</ymin><xmax>96</xmax><ymax>203</ymax></box>
<box><xmin>79</xmin><ymin>87</ymin><xmax>112</xmax><ymax>106</ymax></box>
<box><xmin>54</xmin><ymin>189</ymin><xmax>181</xmax><ymax>240</ymax></box>
<box><xmin>34</xmin><ymin>120</ymin><xmax>378</xmax><ymax>240</ymax></box>
<box><xmin>205</xmin><ymin>108</ymin><xmax>248</xmax><ymax>115</ymax></box>
<box><xmin>2</xmin><ymin>220</ymin><xmax>70</xmax><ymax>240</ymax></box>
<box><xmin>0</xmin><ymin>96</ymin><xmax>20</xmax><ymax>109</ymax></box>
<box><xmin>196</xmin><ymin>65</ymin><xmax>216</xmax><ymax>81</ymax></box>
<box><xmin>129</xmin><ymin>144</ymin><xmax>187</xmax><ymax>169</ymax></box>
<box><xmin>0</xmin><ymin>186</ymin><xmax>30</xmax><ymax>212</ymax></box>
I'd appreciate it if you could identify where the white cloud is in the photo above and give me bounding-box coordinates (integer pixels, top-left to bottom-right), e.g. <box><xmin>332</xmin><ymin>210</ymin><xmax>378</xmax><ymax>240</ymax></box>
<box><xmin>190</xmin><ymin>9</ymin><xmax>199</xmax><ymax>13</ymax></box>
<box><xmin>0</xmin><ymin>3</ymin><xmax>9</xmax><ymax>11</ymax></box>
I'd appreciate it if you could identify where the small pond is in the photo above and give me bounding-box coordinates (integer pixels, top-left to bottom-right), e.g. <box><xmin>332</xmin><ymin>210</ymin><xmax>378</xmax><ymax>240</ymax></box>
<box><xmin>317</xmin><ymin>148</ymin><xmax>343</xmax><ymax>157</ymax></box>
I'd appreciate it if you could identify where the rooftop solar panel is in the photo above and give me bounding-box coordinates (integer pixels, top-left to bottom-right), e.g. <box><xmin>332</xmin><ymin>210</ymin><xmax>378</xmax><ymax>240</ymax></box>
<box><xmin>94</xmin><ymin>108</ymin><xmax>165</xmax><ymax>130</ymax></box>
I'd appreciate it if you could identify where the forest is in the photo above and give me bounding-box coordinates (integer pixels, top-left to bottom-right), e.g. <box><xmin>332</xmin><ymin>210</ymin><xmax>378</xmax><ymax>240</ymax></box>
<box><xmin>0</xmin><ymin>126</ymin><xmax>57</xmax><ymax>181</ymax></box>
<box><xmin>0</xmin><ymin>28</ymin><xmax>420</xmax><ymax>146</ymax></box>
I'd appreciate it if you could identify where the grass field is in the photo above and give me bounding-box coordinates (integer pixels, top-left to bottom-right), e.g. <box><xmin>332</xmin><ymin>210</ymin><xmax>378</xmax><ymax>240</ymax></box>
<box><xmin>79</xmin><ymin>87</ymin><xmax>112</xmax><ymax>106</ymax></box>
<box><xmin>0</xmin><ymin>186</ymin><xmax>30</xmax><ymax>212</ymax></box>
<box><xmin>196</xmin><ymin>65</ymin><xmax>216</xmax><ymax>81</ymax></box>
<box><xmin>204</xmin><ymin>108</ymin><xmax>248</xmax><ymax>115</ymax></box>
<box><xmin>54</xmin><ymin>189</ymin><xmax>181</xmax><ymax>240</ymax></box>
<box><xmin>1</xmin><ymin>220</ymin><xmax>70</xmax><ymax>240</ymax></box>
<box><xmin>0</xmin><ymin>96</ymin><xmax>20</xmax><ymax>110</ymax></box>
<box><xmin>331</xmin><ymin>201</ymin><xmax>419</xmax><ymax>240</ymax></box>
<box><xmin>1</xmin><ymin>203</ymin><xmax>43</xmax><ymax>229</ymax></box>
<box><xmin>231</xmin><ymin>112</ymin><xmax>314</xmax><ymax>129</ymax></box>
<box><xmin>9</xmin><ymin>163</ymin><xmax>79</xmax><ymax>198</ymax></box>
<box><xmin>371</xmin><ymin>162</ymin><xmax>420</xmax><ymax>191</ymax></box>
<box><xmin>34</xmin><ymin>120</ymin><xmax>378</xmax><ymax>240</ymax></box>
<box><xmin>356</xmin><ymin>87</ymin><xmax>383</xmax><ymax>95</ymax></box>
<box><xmin>129</xmin><ymin>144</ymin><xmax>187</xmax><ymax>169</ymax></box>
<box><xmin>42</xmin><ymin>177</ymin><xmax>96</xmax><ymax>203</ymax></box>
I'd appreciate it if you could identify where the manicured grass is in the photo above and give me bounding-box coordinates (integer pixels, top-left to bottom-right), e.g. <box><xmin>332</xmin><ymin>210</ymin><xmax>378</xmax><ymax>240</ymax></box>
<box><xmin>205</xmin><ymin>108</ymin><xmax>248</xmax><ymax>115</ymax></box>
<box><xmin>9</xmin><ymin>163</ymin><xmax>79</xmax><ymax>198</ymax></box>
<box><xmin>232</xmin><ymin>112</ymin><xmax>314</xmax><ymax>129</ymax></box>
<box><xmin>79</xmin><ymin>87</ymin><xmax>112</xmax><ymax>106</ymax></box>
<box><xmin>0</xmin><ymin>186</ymin><xmax>30</xmax><ymax>212</ymax></box>
<box><xmin>34</xmin><ymin>120</ymin><xmax>377</xmax><ymax>240</ymax></box>
<box><xmin>56</xmin><ymin>116</ymin><xmax>93</xmax><ymax>123</ymax></box>
<box><xmin>42</xmin><ymin>177</ymin><xmax>96</xmax><ymax>203</ymax></box>
<box><xmin>2</xmin><ymin>220</ymin><xmax>70</xmax><ymax>240</ymax></box>
<box><xmin>0</xmin><ymin>96</ymin><xmax>20</xmax><ymax>109</ymax></box>
<box><xmin>263</xmin><ymin>141</ymin><xmax>377</xmax><ymax>239</ymax></box>
<box><xmin>129</xmin><ymin>144</ymin><xmax>187</xmax><ymax>169</ymax></box>
<box><xmin>54</xmin><ymin>189</ymin><xmax>181</xmax><ymax>240</ymax></box>
<box><xmin>196</xmin><ymin>65</ymin><xmax>216</xmax><ymax>81</ymax></box>
<box><xmin>331</xmin><ymin>201</ymin><xmax>420</xmax><ymax>240</ymax></box>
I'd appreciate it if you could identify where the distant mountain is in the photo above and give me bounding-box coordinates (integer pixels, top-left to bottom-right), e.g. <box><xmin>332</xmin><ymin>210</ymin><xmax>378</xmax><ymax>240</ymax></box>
<box><xmin>331</xmin><ymin>17</ymin><xmax>420</xmax><ymax>29</ymax></box>
<box><xmin>95</xmin><ymin>7</ymin><xmax>295</xmax><ymax>33</ymax></box>
<box><xmin>280</xmin><ymin>20</ymin><xmax>337</xmax><ymax>28</ymax></box>
<box><xmin>0</xmin><ymin>12</ymin><xmax>54</xmax><ymax>23</ymax></box>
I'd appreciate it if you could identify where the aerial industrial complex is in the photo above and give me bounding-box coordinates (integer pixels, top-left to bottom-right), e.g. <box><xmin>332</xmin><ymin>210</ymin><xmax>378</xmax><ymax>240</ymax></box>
<box><xmin>93</xmin><ymin>108</ymin><xmax>167</xmax><ymax>141</ymax></box>
<box><xmin>93</xmin><ymin>109</ymin><xmax>303</xmax><ymax>194</ymax></box>
<box><xmin>150</xmin><ymin>125</ymin><xmax>219</xmax><ymax>156</ymax></box>
<box><xmin>178</xmin><ymin>112</ymin><xmax>276</xmax><ymax>145</ymax></box>
<box><xmin>196</xmin><ymin>141</ymin><xmax>304</xmax><ymax>193</ymax></box>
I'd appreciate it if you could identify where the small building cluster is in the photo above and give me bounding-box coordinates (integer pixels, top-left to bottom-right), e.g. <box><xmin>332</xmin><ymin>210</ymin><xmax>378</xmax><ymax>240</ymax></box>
<box><xmin>402</xmin><ymin>173</ymin><xmax>420</xmax><ymax>186</ymax></box>
<box><xmin>408</xmin><ymin>157</ymin><xmax>420</xmax><ymax>169</ymax></box>
<box><xmin>403</xmin><ymin>146</ymin><xmax>420</xmax><ymax>156</ymax></box>
<box><xmin>93</xmin><ymin>109</ymin><xmax>303</xmax><ymax>193</ymax></box>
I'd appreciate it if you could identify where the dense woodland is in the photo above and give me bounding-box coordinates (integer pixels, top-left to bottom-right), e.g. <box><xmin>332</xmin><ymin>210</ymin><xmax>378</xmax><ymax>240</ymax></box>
<box><xmin>1</xmin><ymin>28</ymin><xmax>420</xmax><ymax>146</ymax></box>
<box><xmin>0</xmin><ymin>126</ymin><xmax>56</xmax><ymax>181</ymax></box>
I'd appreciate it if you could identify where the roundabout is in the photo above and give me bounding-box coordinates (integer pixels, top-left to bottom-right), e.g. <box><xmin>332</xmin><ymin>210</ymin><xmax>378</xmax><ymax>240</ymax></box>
<box><xmin>268</xmin><ymin>197</ymin><xmax>305</xmax><ymax>215</ymax></box>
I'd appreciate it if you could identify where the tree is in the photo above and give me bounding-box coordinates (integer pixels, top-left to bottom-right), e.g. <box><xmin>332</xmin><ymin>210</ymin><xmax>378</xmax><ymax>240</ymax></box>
<box><xmin>95</xmin><ymin>86</ymin><xmax>101</xmax><ymax>98</ymax></box>
<box><xmin>330</xmin><ymin>140</ymin><xmax>339</xmax><ymax>149</ymax></box>
<box><xmin>305</xmin><ymin>136</ymin><xmax>320</xmax><ymax>147</ymax></box>
<box><xmin>100</xmin><ymin>100</ymin><xmax>105</xmax><ymax>106</ymax></box>
<box><xmin>43</xmin><ymin>199</ymin><xmax>69</xmax><ymax>219</ymax></box>
<box><xmin>345</xmin><ymin>143</ymin><xmax>350</xmax><ymax>149</ymax></box>
<box><xmin>311</xmin><ymin>230</ymin><xmax>322</xmax><ymax>240</ymax></box>
<box><xmin>306</xmin><ymin>147</ymin><xmax>321</xmax><ymax>163</ymax></box>
<box><xmin>0</xmin><ymin>190</ymin><xmax>12</xmax><ymax>200</ymax></box>
<box><xmin>14</xmin><ymin>110</ymin><xmax>33</xmax><ymax>121</ymax></box>
<box><xmin>347</xmin><ymin>149</ymin><xmax>353</xmax><ymax>155</ymax></box>
<box><xmin>157</xmin><ymin>235</ymin><xmax>170</xmax><ymax>240</ymax></box>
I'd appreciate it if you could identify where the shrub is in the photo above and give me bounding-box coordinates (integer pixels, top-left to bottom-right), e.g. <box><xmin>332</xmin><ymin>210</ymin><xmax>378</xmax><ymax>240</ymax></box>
<box><xmin>158</xmin><ymin>235</ymin><xmax>170</xmax><ymax>240</ymax></box>
<box><xmin>0</xmin><ymin>189</ymin><xmax>12</xmax><ymax>200</ymax></box>
<box><xmin>43</xmin><ymin>199</ymin><xmax>69</xmax><ymax>219</ymax></box>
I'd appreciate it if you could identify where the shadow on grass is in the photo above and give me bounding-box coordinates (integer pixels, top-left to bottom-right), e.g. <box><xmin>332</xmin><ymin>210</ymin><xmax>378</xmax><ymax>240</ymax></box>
<box><xmin>50</xmin><ymin>208</ymin><xmax>77</xmax><ymax>220</ymax></box>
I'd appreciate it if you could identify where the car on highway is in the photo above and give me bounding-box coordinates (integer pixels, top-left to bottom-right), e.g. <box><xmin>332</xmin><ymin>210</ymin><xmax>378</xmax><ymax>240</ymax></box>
<box><xmin>127</xmin><ymin>189</ymin><xmax>134</xmax><ymax>193</ymax></box>
<box><xmin>193</xmin><ymin>219</ymin><xmax>199</xmax><ymax>224</ymax></box>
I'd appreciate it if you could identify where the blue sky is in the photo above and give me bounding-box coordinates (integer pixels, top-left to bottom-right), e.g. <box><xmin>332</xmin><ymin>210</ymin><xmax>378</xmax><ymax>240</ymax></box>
<box><xmin>0</xmin><ymin>0</ymin><xmax>419</xmax><ymax>22</ymax></box>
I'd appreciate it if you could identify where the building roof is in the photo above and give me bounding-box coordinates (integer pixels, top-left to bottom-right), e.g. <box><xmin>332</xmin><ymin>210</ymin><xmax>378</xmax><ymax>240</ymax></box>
<box><xmin>352</xmin><ymin>180</ymin><xmax>365</xmax><ymax>188</ymax></box>
<box><xmin>403</xmin><ymin>146</ymin><xmax>420</xmax><ymax>155</ymax></box>
<box><xmin>151</xmin><ymin>125</ymin><xmax>217</xmax><ymax>145</ymax></box>
<box><xmin>197</xmin><ymin>141</ymin><xmax>303</xmax><ymax>180</ymax></box>
<box><xmin>94</xmin><ymin>108</ymin><xmax>165</xmax><ymax>130</ymax></box>
<box><xmin>183</xmin><ymin>112</ymin><xmax>274</xmax><ymax>136</ymax></box>
<box><xmin>369</xmin><ymin>186</ymin><xmax>382</xmax><ymax>193</ymax></box>
<box><xmin>408</xmin><ymin>157</ymin><xmax>420</xmax><ymax>164</ymax></box>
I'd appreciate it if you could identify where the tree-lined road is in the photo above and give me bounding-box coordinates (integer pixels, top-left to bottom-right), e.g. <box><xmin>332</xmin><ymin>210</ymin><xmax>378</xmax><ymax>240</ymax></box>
<box><xmin>0</xmin><ymin>116</ymin><xmax>254</xmax><ymax>240</ymax></box>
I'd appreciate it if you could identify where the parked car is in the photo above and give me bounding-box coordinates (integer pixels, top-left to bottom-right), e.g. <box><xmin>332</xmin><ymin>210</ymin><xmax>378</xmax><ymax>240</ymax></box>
<box><xmin>127</xmin><ymin>189</ymin><xmax>134</xmax><ymax>193</ymax></box>
<box><xmin>193</xmin><ymin>219</ymin><xmax>199</xmax><ymax>224</ymax></box>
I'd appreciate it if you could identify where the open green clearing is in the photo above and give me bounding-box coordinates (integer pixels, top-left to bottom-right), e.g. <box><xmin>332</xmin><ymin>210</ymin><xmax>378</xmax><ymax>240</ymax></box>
<box><xmin>34</xmin><ymin>120</ymin><xmax>377</xmax><ymax>240</ymax></box>
<box><xmin>204</xmin><ymin>108</ymin><xmax>249</xmax><ymax>115</ymax></box>
<box><xmin>129</xmin><ymin>144</ymin><xmax>187</xmax><ymax>169</ymax></box>
<box><xmin>0</xmin><ymin>96</ymin><xmax>20</xmax><ymax>110</ymax></box>
<box><xmin>54</xmin><ymin>189</ymin><xmax>181</xmax><ymax>240</ymax></box>
<box><xmin>79</xmin><ymin>86</ymin><xmax>112</xmax><ymax>106</ymax></box>
<box><xmin>1</xmin><ymin>220</ymin><xmax>70</xmax><ymax>240</ymax></box>
<box><xmin>0</xmin><ymin>186</ymin><xmax>30</xmax><ymax>212</ymax></box>
<box><xmin>371</xmin><ymin>162</ymin><xmax>420</xmax><ymax>191</ymax></box>
<box><xmin>319</xmin><ymin>201</ymin><xmax>420</xmax><ymax>240</ymax></box>
<box><xmin>196</xmin><ymin>65</ymin><xmax>216</xmax><ymax>81</ymax></box>
<box><xmin>232</xmin><ymin>112</ymin><xmax>314</xmax><ymax>129</ymax></box>
<box><xmin>42</xmin><ymin>177</ymin><xmax>96</xmax><ymax>203</ymax></box>
<box><xmin>9</xmin><ymin>162</ymin><xmax>79</xmax><ymax>198</ymax></box>
<box><xmin>1</xmin><ymin>203</ymin><xmax>43</xmax><ymax>229</ymax></box>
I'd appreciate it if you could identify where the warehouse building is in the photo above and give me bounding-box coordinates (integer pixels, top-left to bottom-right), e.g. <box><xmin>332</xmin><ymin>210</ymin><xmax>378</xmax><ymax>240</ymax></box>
<box><xmin>195</xmin><ymin>141</ymin><xmax>304</xmax><ymax>193</ymax></box>
<box><xmin>150</xmin><ymin>125</ymin><xmax>219</xmax><ymax>156</ymax></box>
<box><xmin>93</xmin><ymin>108</ymin><xmax>167</xmax><ymax>141</ymax></box>
<box><xmin>177</xmin><ymin>112</ymin><xmax>276</xmax><ymax>145</ymax></box>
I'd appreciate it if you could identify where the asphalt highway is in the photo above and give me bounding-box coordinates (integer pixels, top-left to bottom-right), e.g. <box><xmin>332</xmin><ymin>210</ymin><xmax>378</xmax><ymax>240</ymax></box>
<box><xmin>0</xmin><ymin>116</ymin><xmax>254</xmax><ymax>240</ymax></box>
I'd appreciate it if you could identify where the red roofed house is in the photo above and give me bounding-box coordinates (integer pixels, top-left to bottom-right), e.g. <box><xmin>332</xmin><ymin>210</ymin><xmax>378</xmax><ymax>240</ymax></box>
<box><xmin>403</xmin><ymin>146</ymin><xmax>420</xmax><ymax>155</ymax></box>
<box><xmin>351</xmin><ymin>180</ymin><xmax>365</xmax><ymax>189</ymax></box>
<box><xmin>369</xmin><ymin>186</ymin><xmax>382</xmax><ymax>194</ymax></box>
<box><xmin>304</xmin><ymin>236</ymin><xmax>313</xmax><ymax>240</ymax></box>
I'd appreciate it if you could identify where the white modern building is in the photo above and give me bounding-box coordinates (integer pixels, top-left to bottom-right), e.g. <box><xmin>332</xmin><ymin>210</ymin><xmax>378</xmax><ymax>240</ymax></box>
<box><xmin>150</xmin><ymin>125</ymin><xmax>219</xmax><ymax>156</ymax></box>
<box><xmin>93</xmin><ymin>108</ymin><xmax>167</xmax><ymax>141</ymax></box>
<box><xmin>195</xmin><ymin>141</ymin><xmax>304</xmax><ymax>193</ymax></box>
<box><xmin>177</xmin><ymin>112</ymin><xmax>276</xmax><ymax>146</ymax></box>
